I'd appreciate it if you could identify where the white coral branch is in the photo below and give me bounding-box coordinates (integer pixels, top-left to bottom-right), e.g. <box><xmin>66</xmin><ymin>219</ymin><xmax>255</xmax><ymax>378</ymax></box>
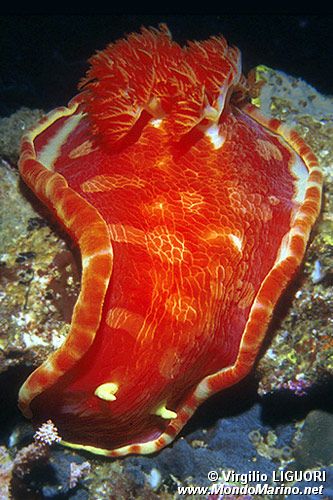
<box><xmin>33</xmin><ymin>419</ymin><xmax>61</xmax><ymax>446</ymax></box>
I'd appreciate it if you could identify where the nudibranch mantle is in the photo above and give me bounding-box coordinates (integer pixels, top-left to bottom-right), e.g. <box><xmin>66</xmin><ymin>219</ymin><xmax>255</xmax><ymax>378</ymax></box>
<box><xmin>18</xmin><ymin>25</ymin><xmax>322</xmax><ymax>457</ymax></box>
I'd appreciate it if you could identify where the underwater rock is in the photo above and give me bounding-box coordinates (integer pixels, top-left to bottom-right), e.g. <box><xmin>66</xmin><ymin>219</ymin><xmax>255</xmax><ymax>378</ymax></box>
<box><xmin>255</xmin><ymin>67</ymin><xmax>333</xmax><ymax>396</ymax></box>
<box><xmin>0</xmin><ymin>108</ymin><xmax>43</xmax><ymax>164</ymax></box>
<box><xmin>0</xmin><ymin>446</ymin><xmax>13</xmax><ymax>499</ymax></box>
<box><xmin>0</xmin><ymin>158</ymin><xmax>80</xmax><ymax>377</ymax></box>
<box><xmin>291</xmin><ymin>409</ymin><xmax>333</xmax><ymax>470</ymax></box>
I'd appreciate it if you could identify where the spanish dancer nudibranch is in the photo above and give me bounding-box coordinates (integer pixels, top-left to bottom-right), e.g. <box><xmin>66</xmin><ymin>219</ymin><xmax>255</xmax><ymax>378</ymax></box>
<box><xmin>18</xmin><ymin>25</ymin><xmax>323</xmax><ymax>456</ymax></box>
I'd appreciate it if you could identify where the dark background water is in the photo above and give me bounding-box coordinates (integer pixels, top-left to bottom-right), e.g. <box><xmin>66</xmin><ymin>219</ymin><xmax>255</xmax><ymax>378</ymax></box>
<box><xmin>0</xmin><ymin>14</ymin><xmax>333</xmax><ymax>116</ymax></box>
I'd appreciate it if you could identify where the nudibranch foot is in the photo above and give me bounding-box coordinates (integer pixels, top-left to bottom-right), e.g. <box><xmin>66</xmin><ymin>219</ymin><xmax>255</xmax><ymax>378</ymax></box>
<box><xmin>18</xmin><ymin>25</ymin><xmax>322</xmax><ymax>457</ymax></box>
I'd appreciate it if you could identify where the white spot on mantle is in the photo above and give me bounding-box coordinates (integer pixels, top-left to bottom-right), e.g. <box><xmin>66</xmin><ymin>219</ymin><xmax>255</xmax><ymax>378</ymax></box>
<box><xmin>205</xmin><ymin>124</ymin><xmax>225</xmax><ymax>149</ymax></box>
<box><xmin>150</xmin><ymin>118</ymin><xmax>162</xmax><ymax>128</ymax></box>
<box><xmin>229</xmin><ymin>233</ymin><xmax>243</xmax><ymax>252</ymax></box>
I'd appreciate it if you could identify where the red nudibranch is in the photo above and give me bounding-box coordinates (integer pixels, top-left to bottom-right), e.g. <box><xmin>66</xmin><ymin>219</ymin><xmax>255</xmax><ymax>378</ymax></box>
<box><xmin>18</xmin><ymin>25</ymin><xmax>322</xmax><ymax>457</ymax></box>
